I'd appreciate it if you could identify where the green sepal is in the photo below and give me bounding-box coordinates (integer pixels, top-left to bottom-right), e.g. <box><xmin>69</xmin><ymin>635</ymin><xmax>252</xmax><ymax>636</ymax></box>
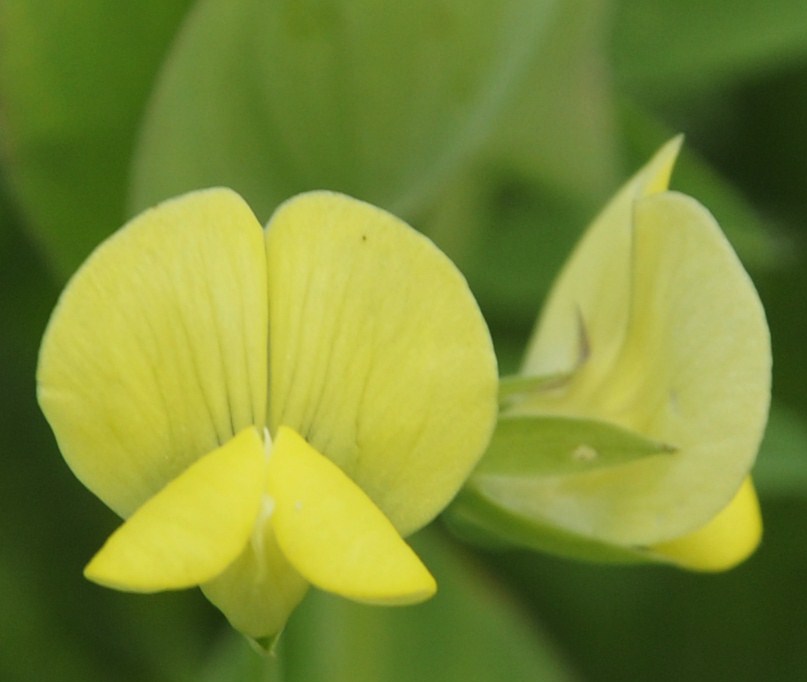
<box><xmin>474</xmin><ymin>414</ymin><xmax>676</xmax><ymax>479</ymax></box>
<box><xmin>444</xmin><ymin>485</ymin><xmax>649</xmax><ymax>565</ymax></box>
<box><xmin>498</xmin><ymin>373</ymin><xmax>571</xmax><ymax>406</ymax></box>
<box><xmin>443</xmin><ymin>415</ymin><xmax>678</xmax><ymax>563</ymax></box>
<box><xmin>247</xmin><ymin>630</ymin><xmax>283</xmax><ymax>657</ymax></box>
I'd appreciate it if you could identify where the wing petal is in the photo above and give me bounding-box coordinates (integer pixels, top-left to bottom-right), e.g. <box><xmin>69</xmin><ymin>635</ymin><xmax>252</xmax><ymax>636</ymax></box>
<box><xmin>85</xmin><ymin>428</ymin><xmax>267</xmax><ymax>591</ymax></box>
<box><xmin>269</xmin><ymin>427</ymin><xmax>436</xmax><ymax>605</ymax></box>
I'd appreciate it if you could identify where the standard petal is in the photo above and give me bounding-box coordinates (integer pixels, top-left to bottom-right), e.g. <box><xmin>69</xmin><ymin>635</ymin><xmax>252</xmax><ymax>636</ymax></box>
<box><xmin>268</xmin><ymin>427</ymin><xmax>436</xmax><ymax>606</ymax></box>
<box><xmin>265</xmin><ymin>191</ymin><xmax>498</xmax><ymax>535</ymax></box>
<box><xmin>504</xmin><ymin>192</ymin><xmax>770</xmax><ymax>546</ymax></box>
<box><xmin>37</xmin><ymin>188</ymin><xmax>268</xmax><ymax>517</ymax></box>
<box><xmin>649</xmin><ymin>477</ymin><xmax>762</xmax><ymax>571</ymax></box>
<box><xmin>84</xmin><ymin>428</ymin><xmax>267</xmax><ymax>592</ymax></box>
<box><xmin>521</xmin><ymin>136</ymin><xmax>682</xmax><ymax>381</ymax></box>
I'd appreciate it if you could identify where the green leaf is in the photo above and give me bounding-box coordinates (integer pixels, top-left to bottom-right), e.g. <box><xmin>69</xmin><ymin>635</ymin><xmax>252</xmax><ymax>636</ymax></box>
<box><xmin>0</xmin><ymin>0</ymin><xmax>194</xmax><ymax>277</ymax></box>
<box><xmin>435</xmin><ymin>175</ymin><xmax>595</xmax><ymax>356</ymax></box>
<box><xmin>754</xmin><ymin>403</ymin><xmax>807</xmax><ymax>499</ymax></box>
<box><xmin>613</xmin><ymin>0</ymin><xmax>807</xmax><ymax>98</ymax></box>
<box><xmin>0</xmin><ymin>555</ymin><xmax>117</xmax><ymax>682</ymax></box>
<box><xmin>485</xmin><ymin>0</ymin><xmax>621</xmax><ymax>203</ymax></box>
<box><xmin>0</xmin><ymin>209</ymin><xmax>215</xmax><ymax>682</ymax></box>
<box><xmin>131</xmin><ymin>0</ymin><xmax>554</xmax><ymax>221</ymax></box>
<box><xmin>278</xmin><ymin>529</ymin><xmax>575</xmax><ymax>682</ymax></box>
<box><xmin>416</xmin><ymin>0</ymin><xmax>622</xmax><ymax>355</ymax></box>
<box><xmin>474</xmin><ymin>415</ymin><xmax>675</xmax><ymax>479</ymax></box>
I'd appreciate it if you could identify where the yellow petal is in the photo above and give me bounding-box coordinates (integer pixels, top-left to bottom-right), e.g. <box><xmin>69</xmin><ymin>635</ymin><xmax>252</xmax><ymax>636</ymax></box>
<box><xmin>268</xmin><ymin>426</ymin><xmax>436</xmax><ymax>605</ymax></box>
<box><xmin>650</xmin><ymin>477</ymin><xmax>762</xmax><ymax>571</ymax></box>
<box><xmin>505</xmin><ymin>191</ymin><xmax>770</xmax><ymax>546</ymax></box>
<box><xmin>37</xmin><ymin>188</ymin><xmax>268</xmax><ymax>517</ymax></box>
<box><xmin>265</xmin><ymin>191</ymin><xmax>497</xmax><ymax>536</ymax></box>
<box><xmin>84</xmin><ymin>428</ymin><xmax>267</xmax><ymax>592</ymax></box>
<box><xmin>522</xmin><ymin>136</ymin><xmax>682</xmax><ymax>380</ymax></box>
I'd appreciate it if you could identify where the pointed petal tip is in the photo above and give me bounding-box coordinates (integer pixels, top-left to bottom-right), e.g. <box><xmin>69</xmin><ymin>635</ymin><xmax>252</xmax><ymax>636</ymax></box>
<box><xmin>640</xmin><ymin>134</ymin><xmax>684</xmax><ymax>196</ymax></box>
<box><xmin>337</xmin><ymin>553</ymin><xmax>437</xmax><ymax>607</ymax></box>
<box><xmin>362</xmin><ymin>569</ymin><xmax>437</xmax><ymax>606</ymax></box>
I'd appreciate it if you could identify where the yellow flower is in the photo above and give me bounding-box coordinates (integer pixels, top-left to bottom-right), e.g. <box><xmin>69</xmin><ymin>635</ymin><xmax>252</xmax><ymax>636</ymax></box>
<box><xmin>37</xmin><ymin>189</ymin><xmax>498</xmax><ymax>639</ymax></box>
<box><xmin>461</xmin><ymin>138</ymin><xmax>771</xmax><ymax>571</ymax></box>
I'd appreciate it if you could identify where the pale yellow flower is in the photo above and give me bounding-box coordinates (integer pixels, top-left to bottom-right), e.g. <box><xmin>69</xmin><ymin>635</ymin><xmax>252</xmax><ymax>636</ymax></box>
<box><xmin>461</xmin><ymin>139</ymin><xmax>770</xmax><ymax>571</ymax></box>
<box><xmin>38</xmin><ymin>189</ymin><xmax>498</xmax><ymax>639</ymax></box>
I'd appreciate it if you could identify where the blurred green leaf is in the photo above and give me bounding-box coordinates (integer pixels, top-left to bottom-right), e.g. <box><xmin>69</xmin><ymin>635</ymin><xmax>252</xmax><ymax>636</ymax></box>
<box><xmin>0</xmin><ymin>0</ymin><xmax>194</xmax><ymax>278</ymax></box>
<box><xmin>0</xmin><ymin>195</ymin><xmax>218</xmax><ymax>682</ymax></box>
<box><xmin>417</xmin><ymin>0</ymin><xmax>623</xmax><ymax>372</ymax></box>
<box><xmin>487</xmin><ymin>494</ymin><xmax>807</xmax><ymax>682</ymax></box>
<box><xmin>474</xmin><ymin>415</ymin><xmax>674</xmax><ymax>478</ymax></box>
<box><xmin>414</xmin><ymin>167</ymin><xmax>488</xmax><ymax>272</ymax></box>
<box><xmin>197</xmin><ymin>633</ymin><xmax>283</xmax><ymax>682</ymax></box>
<box><xmin>486</xmin><ymin>0</ymin><xmax>621</xmax><ymax>203</ymax></box>
<box><xmin>275</xmin><ymin>529</ymin><xmax>575</xmax><ymax>682</ymax></box>
<box><xmin>419</xmin><ymin>171</ymin><xmax>598</xmax><ymax>374</ymax></box>
<box><xmin>613</xmin><ymin>0</ymin><xmax>807</xmax><ymax>98</ymax></box>
<box><xmin>465</xmin><ymin>180</ymin><xmax>592</xmax><ymax>331</ymax></box>
<box><xmin>131</xmin><ymin>0</ymin><xmax>554</xmax><ymax>221</ymax></box>
<box><xmin>0</xmin><ymin>556</ymin><xmax>116</xmax><ymax>682</ymax></box>
<box><xmin>0</xmin><ymin>187</ymin><xmax>105</xmax><ymax>681</ymax></box>
<box><xmin>754</xmin><ymin>403</ymin><xmax>807</xmax><ymax>499</ymax></box>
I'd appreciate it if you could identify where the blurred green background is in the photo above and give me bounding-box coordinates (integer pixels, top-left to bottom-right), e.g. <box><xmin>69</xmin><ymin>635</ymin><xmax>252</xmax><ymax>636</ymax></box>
<box><xmin>1</xmin><ymin>0</ymin><xmax>806</xmax><ymax>680</ymax></box>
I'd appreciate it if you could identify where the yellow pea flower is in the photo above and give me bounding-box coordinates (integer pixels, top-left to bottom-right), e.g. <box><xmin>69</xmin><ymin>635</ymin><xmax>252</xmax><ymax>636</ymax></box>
<box><xmin>37</xmin><ymin>189</ymin><xmax>498</xmax><ymax>639</ymax></box>
<box><xmin>464</xmin><ymin>138</ymin><xmax>771</xmax><ymax>571</ymax></box>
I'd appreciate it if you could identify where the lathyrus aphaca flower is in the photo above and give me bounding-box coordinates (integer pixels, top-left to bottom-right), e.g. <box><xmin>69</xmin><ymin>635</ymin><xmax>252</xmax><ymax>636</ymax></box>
<box><xmin>449</xmin><ymin>138</ymin><xmax>771</xmax><ymax>571</ymax></box>
<box><xmin>37</xmin><ymin>189</ymin><xmax>498</xmax><ymax>642</ymax></box>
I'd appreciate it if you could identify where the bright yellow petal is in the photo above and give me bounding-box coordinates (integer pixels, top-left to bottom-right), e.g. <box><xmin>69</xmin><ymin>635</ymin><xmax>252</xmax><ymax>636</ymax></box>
<box><xmin>504</xmin><ymin>191</ymin><xmax>770</xmax><ymax>546</ymax></box>
<box><xmin>265</xmin><ymin>191</ymin><xmax>497</xmax><ymax>535</ymax></box>
<box><xmin>650</xmin><ymin>477</ymin><xmax>762</xmax><ymax>571</ymax></box>
<box><xmin>84</xmin><ymin>428</ymin><xmax>267</xmax><ymax>592</ymax></box>
<box><xmin>521</xmin><ymin>136</ymin><xmax>682</xmax><ymax>380</ymax></box>
<box><xmin>37</xmin><ymin>188</ymin><xmax>268</xmax><ymax>517</ymax></box>
<box><xmin>268</xmin><ymin>426</ymin><xmax>436</xmax><ymax>605</ymax></box>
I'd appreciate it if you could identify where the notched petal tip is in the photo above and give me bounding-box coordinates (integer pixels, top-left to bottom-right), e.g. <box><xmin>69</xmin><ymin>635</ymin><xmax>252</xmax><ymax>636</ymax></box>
<box><xmin>268</xmin><ymin>426</ymin><xmax>437</xmax><ymax>606</ymax></box>
<box><xmin>84</xmin><ymin>428</ymin><xmax>267</xmax><ymax>592</ymax></box>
